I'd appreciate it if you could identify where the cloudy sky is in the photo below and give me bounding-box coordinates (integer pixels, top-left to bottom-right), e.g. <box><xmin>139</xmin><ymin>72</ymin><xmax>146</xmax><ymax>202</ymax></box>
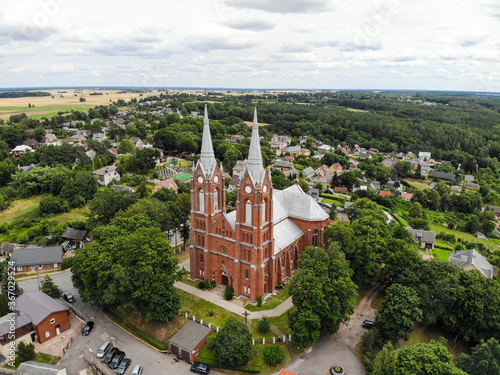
<box><xmin>1</xmin><ymin>0</ymin><xmax>499</xmax><ymax>91</ymax></box>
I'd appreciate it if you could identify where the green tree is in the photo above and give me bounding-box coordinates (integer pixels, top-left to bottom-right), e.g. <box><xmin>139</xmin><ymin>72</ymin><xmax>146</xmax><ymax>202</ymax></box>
<box><xmin>409</xmin><ymin>201</ymin><xmax>424</xmax><ymax>219</ymax></box>
<box><xmin>71</xmin><ymin>215</ymin><xmax>180</xmax><ymax>322</ymax></box>
<box><xmin>0</xmin><ymin>294</ymin><xmax>9</xmax><ymax>316</ymax></box>
<box><xmin>214</xmin><ymin>319</ymin><xmax>252</xmax><ymax>367</ymax></box>
<box><xmin>257</xmin><ymin>316</ymin><xmax>270</xmax><ymax>334</ymax></box>
<box><xmin>288</xmin><ymin>309</ymin><xmax>321</xmax><ymax>347</ymax></box>
<box><xmin>459</xmin><ymin>338</ymin><xmax>500</xmax><ymax>375</ymax></box>
<box><xmin>393</xmin><ymin>161</ymin><xmax>413</xmax><ymax>179</ymax></box>
<box><xmin>224</xmin><ymin>285</ymin><xmax>234</xmax><ymax>300</ymax></box>
<box><xmin>118</xmin><ymin>139</ymin><xmax>135</xmax><ymax>154</ymax></box>
<box><xmin>39</xmin><ymin>194</ymin><xmax>69</xmax><ymax>216</ymax></box>
<box><xmin>136</xmin><ymin>148</ymin><xmax>160</xmax><ymax>172</ymax></box>
<box><xmin>41</xmin><ymin>275</ymin><xmax>61</xmax><ymax>298</ymax></box>
<box><xmin>262</xmin><ymin>346</ymin><xmax>284</xmax><ymax>366</ymax></box>
<box><xmin>88</xmin><ymin>189</ymin><xmax>137</xmax><ymax>227</ymax></box>
<box><xmin>16</xmin><ymin>342</ymin><xmax>35</xmax><ymax>363</ymax></box>
<box><xmin>375</xmin><ymin>283</ymin><xmax>422</xmax><ymax>342</ymax></box>
<box><xmin>0</xmin><ymin>161</ymin><xmax>17</xmax><ymax>186</ymax></box>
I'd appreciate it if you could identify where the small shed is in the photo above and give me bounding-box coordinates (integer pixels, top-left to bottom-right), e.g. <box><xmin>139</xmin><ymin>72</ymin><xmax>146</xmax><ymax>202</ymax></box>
<box><xmin>168</xmin><ymin>321</ymin><xmax>212</xmax><ymax>363</ymax></box>
<box><xmin>61</xmin><ymin>228</ymin><xmax>88</xmax><ymax>249</ymax></box>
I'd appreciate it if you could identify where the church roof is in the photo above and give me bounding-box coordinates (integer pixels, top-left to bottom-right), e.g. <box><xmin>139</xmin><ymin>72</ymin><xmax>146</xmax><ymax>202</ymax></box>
<box><xmin>245</xmin><ymin>107</ymin><xmax>265</xmax><ymax>183</ymax></box>
<box><xmin>273</xmin><ymin>185</ymin><xmax>329</xmax><ymax>222</ymax></box>
<box><xmin>225</xmin><ymin>211</ymin><xmax>237</xmax><ymax>231</ymax></box>
<box><xmin>273</xmin><ymin>219</ymin><xmax>304</xmax><ymax>255</ymax></box>
<box><xmin>199</xmin><ymin>104</ymin><xmax>216</xmax><ymax>174</ymax></box>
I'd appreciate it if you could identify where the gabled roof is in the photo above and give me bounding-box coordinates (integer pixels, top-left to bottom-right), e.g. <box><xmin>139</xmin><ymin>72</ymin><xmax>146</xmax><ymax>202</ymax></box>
<box><xmin>273</xmin><ymin>185</ymin><xmax>329</xmax><ymax>222</ymax></box>
<box><xmin>16</xmin><ymin>292</ymin><xmax>69</xmax><ymax>326</ymax></box>
<box><xmin>406</xmin><ymin>227</ymin><xmax>436</xmax><ymax>244</ymax></box>
<box><xmin>429</xmin><ymin>170</ymin><xmax>456</xmax><ymax>181</ymax></box>
<box><xmin>155</xmin><ymin>179</ymin><xmax>178</xmax><ymax>191</ymax></box>
<box><xmin>62</xmin><ymin>227</ymin><xmax>87</xmax><ymax>240</ymax></box>
<box><xmin>273</xmin><ymin>219</ymin><xmax>304</xmax><ymax>255</ymax></box>
<box><xmin>0</xmin><ymin>312</ymin><xmax>32</xmax><ymax>336</ymax></box>
<box><xmin>224</xmin><ymin>211</ymin><xmax>237</xmax><ymax>231</ymax></box>
<box><xmin>168</xmin><ymin>320</ymin><xmax>212</xmax><ymax>352</ymax></box>
<box><xmin>15</xmin><ymin>361</ymin><xmax>65</xmax><ymax>375</ymax></box>
<box><xmin>92</xmin><ymin>165</ymin><xmax>118</xmax><ymax>176</ymax></box>
<box><xmin>0</xmin><ymin>242</ymin><xmax>26</xmax><ymax>254</ymax></box>
<box><xmin>449</xmin><ymin>249</ymin><xmax>496</xmax><ymax>278</ymax></box>
<box><xmin>10</xmin><ymin>246</ymin><xmax>62</xmax><ymax>267</ymax></box>
<box><xmin>302</xmin><ymin>166</ymin><xmax>315</xmax><ymax>178</ymax></box>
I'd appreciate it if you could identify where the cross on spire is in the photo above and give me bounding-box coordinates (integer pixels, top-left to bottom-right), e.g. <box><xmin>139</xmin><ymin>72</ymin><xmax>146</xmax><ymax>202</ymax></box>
<box><xmin>246</xmin><ymin>107</ymin><xmax>264</xmax><ymax>182</ymax></box>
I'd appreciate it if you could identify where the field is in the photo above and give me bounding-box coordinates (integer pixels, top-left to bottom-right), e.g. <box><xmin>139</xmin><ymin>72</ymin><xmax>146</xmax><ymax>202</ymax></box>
<box><xmin>0</xmin><ymin>89</ymin><xmax>164</xmax><ymax>119</ymax></box>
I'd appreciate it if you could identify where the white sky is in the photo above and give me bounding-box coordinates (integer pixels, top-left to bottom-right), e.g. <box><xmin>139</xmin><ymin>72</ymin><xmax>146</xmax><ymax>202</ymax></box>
<box><xmin>0</xmin><ymin>0</ymin><xmax>499</xmax><ymax>91</ymax></box>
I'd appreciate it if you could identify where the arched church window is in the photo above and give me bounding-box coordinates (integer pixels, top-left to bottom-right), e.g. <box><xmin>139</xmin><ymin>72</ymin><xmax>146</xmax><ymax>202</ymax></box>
<box><xmin>312</xmin><ymin>229</ymin><xmax>319</xmax><ymax>247</ymax></box>
<box><xmin>245</xmin><ymin>269</ymin><xmax>249</xmax><ymax>279</ymax></box>
<box><xmin>214</xmin><ymin>189</ymin><xmax>219</xmax><ymax>211</ymax></box>
<box><xmin>245</xmin><ymin>200</ymin><xmax>252</xmax><ymax>225</ymax></box>
<box><xmin>199</xmin><ymin>189</ymin><xmax>204</xmax><ymax>212</ymax></box>
<box><xmin>262</xmin><ymin>199</ymin><xmax>266</xmax><ymax>222</ymax></box>
<box><xmin>200</xmin><ymin>254</ymin><xmax>204</xmax><ymax>263</ymax></box>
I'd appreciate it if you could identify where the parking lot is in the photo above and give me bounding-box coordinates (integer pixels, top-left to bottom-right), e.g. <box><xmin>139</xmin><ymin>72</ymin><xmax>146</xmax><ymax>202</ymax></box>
<box><xmin>19</xmin><ymin>271</ymin><xmax>212</xmax><ymax>375</ymax></box>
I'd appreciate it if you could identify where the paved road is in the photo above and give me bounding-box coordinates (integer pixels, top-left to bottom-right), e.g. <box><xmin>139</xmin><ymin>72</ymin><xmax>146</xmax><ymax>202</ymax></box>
<box><xmin>19</xmin><ymin>271</ymin><xmax>213</xmax><ymax>375</ymax></box>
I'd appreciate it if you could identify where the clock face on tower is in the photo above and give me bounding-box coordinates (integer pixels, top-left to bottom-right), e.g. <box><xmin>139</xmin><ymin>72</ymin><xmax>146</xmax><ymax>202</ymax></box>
<box><xmin>214</xmin><ymin>176</ymin><xmax>219</xmax><ymax>183</ymax></box>
<box><xmin>197</xmin><ymin>176</ymin><xmax>204</xmax><ymax>183</ymax></box>
<box><xmin>245</xmin><ymin>185</ymin><xmax>252</xmax><ymax>194</ymax></box>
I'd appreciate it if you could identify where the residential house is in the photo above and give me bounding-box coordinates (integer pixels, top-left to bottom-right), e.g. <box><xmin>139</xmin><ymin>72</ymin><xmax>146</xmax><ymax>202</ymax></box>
<box><xmin>15</xmin><ymin>361</ymin><xmax>67</xmax><ymax>375</ymax></box>
<box><xmin>18</xmin><ymin>164</ymin><xmax>39</xmax><ymax>173</ymax></box>
<box><xmin>44</xmin><ymin>134</ymin><xmax>58</xmax><ymax>144</ymax></box>
<box><xmin>272</xmin><ymin>159</ymin><xmax>294</xmax><ymax>169</ymax></box>
<box><xmin>130</xmin><ymin>137</ymin><xmax>144</xmax><ymax>149</ymax></box>
<box><xmin>485</xmin><ymin>205</ymin><xmax>500</xmax><ymax>217</ymax></box>
<box><xmin>61</xmin><ymin>228</ymin><xmax>88</xmax><ymax>250</ymax></box>
<box><xmin>380</xmin><ymin>190</ymin><xmax>392</xmax><ymax>197</ymax></box>
<box><xmin>418</xmin><ymin>152</ymin><xmax>431</xmax><ymax>160</ymax></box>
<box><xmin>227</xmin><ymin>175</ymin><xmax>240</xmax><ymax>191</ymax></box>
<box><xmin>474</xmin><ymin>231</ymin><xmax>488</xmax><ymax>240</ymax></box>
<box><xmin>464</xmin><ymin>174</ymin><xmax>474</xmax><ymax>183</ymax></box>
<box><xmin>92</xmin><ymin>133</ymin><xmax>106</xmax><ymax>142</ymax></box>
<box><xmin>329</xmin><ymin>163</ymin><xmax>344</xmax><ymax>175</ymax></box>
<box><xmin>315</xmin><ymin>165</ymin><xmax>330</xmax><ymax>177</ymax></box>
<box><xmin>401</xmin><ymin>192</ymin><xmax>414</xmax><ymax>201</ymax></box>
<box><xmin>10</xmin><ymin>246</ymin><xmax>63</xmax><ymax>275</ymax></box>
<box><xmin>406</xmin><ymin>228</ymin><xmax>436</xmax><ymax>251</ymax></box>
<box><xmin>0</xmin><ymin>242</ymin><xmax>27</xmax><ymax>257</ymax></box>
<box><xmin>451</xmin><ymin>185</ymin><xmax>462</xmax><ymax>193</ymax></box>
<box><xmin>92</xmin><ymin>165</ymin><xmax>120</xmax><ymax>186</ymax></box>
<box><xmin>227</xmin><ymin>135</ymin><xmax>245</xmax><ymax>144</ymax></box>
<box><xmin>429</xmin><ymin>171</ymin><xmax>456</xmax><ymax>182</ymax></box>
<box><xmin>15</xmin><ymin>291</ymin><xmax>70</xmax><ymax>344</ymax></box>
<box><xmin>152</xmin><ymin>179</ymin><xmax>179</xmax><ymax>194</ymax></box>
<box><xmin>308</xmin><ymin>188</ymin><xmax>320</xmax><ymax>200</ymax></box>
<box><xmin>334</xmin><ymin>187</ymin><xmax>348</xmax><ymax>193</ymax></box>
<box><xmin>370</xmin><ymin>181</ymin><xmax>381</xmax><ymax>191</ymax></box>
<box><xmin>465</xmin><ymin>183</ymin><xmax>480</xmax><ymax>190</ymax></box>
<box><xmin>382</xmin><ymin>158</ymin><xmax>397</xmax><ymax>169</ymax></box>
<box><xmin>282</xmin><ymin>145</ymin><xmax>310</xmax><ymax>156</ymax></box>
<box><xmin>349</xmin><ymin>158</ymin><xmax>360</xmax><ymax>168</ymax></box>
<box><xmin>111</xmin><ymin>185</ymin><xmax>136</xmax><ymax>194</ymax></box>
<box><xmin>168</xmin><ymin>321</ymin><xmax>212</xmax><ymax>363</ymax></box>
<box><xmin>0</xmin><ymin>312</ymin><xmax>34</xmax><ymax>358</ymax></box>
<box><xmin>23</xmin><ymin>139</ymin><xmax>39</xmax><ymax>148</ymax></box>
<box><xmin>317</xmin><ymin>144</ymin><xmax>332</xmax><ymax>154</ymax></box>
<box><xmin>85</xmin><ymin>150</ymin><xmax>96</xmax><ymax>161</ymax></box>
<box><xmin>302</xmin><ymin>167</ymin><xmax>315</xmax><ymax>179</ymax></box>
<box><xmin>232</xmin><ymin>159</ymin><xmax>248</xmax><ymax>177</ymax></box>
<box><xmin>10</xmin><ymin>145</ymin><xmax>34</xmax><ymax>158</ymax></box>
<box><xmin>108</xmin><ymin>147</ymin><xmax>118</xmax><ymax>157</ymax></box>
<box><xmin>449</xmin><ymin>249</ymin><xmax>497</xmax><ymax>279</ymax></box>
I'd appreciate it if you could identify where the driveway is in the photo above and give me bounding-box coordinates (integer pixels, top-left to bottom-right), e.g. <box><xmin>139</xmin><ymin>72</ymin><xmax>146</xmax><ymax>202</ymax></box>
<box><xmin>285</xmin><ymin>288</ymin><xmax>378</xmax><ymax>375</ymax></box>
<box><xmin>19</xmin><ymin>271</ymin><xmax>220</xmax><ymax>375</ymax></box>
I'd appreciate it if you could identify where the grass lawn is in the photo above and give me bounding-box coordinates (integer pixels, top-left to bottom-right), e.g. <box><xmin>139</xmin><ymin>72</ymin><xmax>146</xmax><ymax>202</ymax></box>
<box><xmin>429</xmin><ymin>223</ymin><xmax>500</xmax><ymax>251</ymax></box>
<box><xmin>268</xmin><ymin>308</ymin><xmax>295</xmax><ymax>337</ymax></box>
<box><xmin>0</xmin><ymin>196</ymin><xmax>41</xmax><ymax>226</ymax></box>
<box><xmin>321</xmin><ymin>197</ymin><xmax>344</xmax><ymax>207</ymax></box>
<box><xmin>433</xmin><ymin>247</ymin><xmax>452</xmax><ymax>261</ymax></box>
<box><xmin>245</xmin><ymin>284</ymin><xmax>290</xmax><ymax>312</ymax></box>
<box><xmin>401</xmin><ymin>324</ymin><xmax>471</xmax><ymax>358</ymax></box>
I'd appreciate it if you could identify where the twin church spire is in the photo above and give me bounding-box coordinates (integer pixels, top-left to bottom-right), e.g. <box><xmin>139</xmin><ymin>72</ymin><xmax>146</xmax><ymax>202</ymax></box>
<box><xmin>199</xmin><ymin>105</ymin><xmax>264</xmax><ymax>182</ymax></box>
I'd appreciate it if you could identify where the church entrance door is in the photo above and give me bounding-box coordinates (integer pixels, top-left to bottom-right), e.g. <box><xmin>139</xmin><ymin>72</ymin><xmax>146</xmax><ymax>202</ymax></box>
<box><xmin>221</xmin><ymin>275</ymin><xmax>229</xmax><ymax>285</ymax></box>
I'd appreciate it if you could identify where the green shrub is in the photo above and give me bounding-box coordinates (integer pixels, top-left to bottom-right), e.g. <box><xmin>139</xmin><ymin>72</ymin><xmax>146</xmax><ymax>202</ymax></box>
<box><xmin>198</xmin><ymin>281</ymin><xmax>206</xmax><ymax>290</ymax></box>
<box><xmin>262</xmin><ymin>345</ymin><xmax>284</xmax><ymax>366</ymax></box>
<box><xmin>208</xmin><ymin>309</ymin><xmax>215</xmax><ymax>317</ymax></box>
<box><xmin>61</xmin><ymin>257</ymin><xmax>74</xmax><ymax>270</ymax></box>
<box><xmin>257</xmin><ymin>296</ymin><xmax>262</xmax><ymax>307</ymax></box>
<box><xmin>224</xmin><ymin>285</ymin><xmax>233</xmax><ymax>300</ymax></box>
<box><xmin>257</xmin><ymin>317</ymin><xmax>270</xmax><ymax>334</ymax></box>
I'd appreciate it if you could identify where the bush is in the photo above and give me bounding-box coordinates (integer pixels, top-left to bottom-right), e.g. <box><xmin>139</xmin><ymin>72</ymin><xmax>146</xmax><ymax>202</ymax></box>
<box><xmin>257</xmin><ymin>295</ymin><xmax>262</xmax><ymax>307</ymax></box>
<box><xmin>61</xmin><ymin>257</ymin><xmax>74</xmax><ymax>270</ymax></box>
<box><xmin>198</xmin><ymin>281</ymin><xmax>206</xmax><ymax>290</ymax></box>
<box><xmin>224</xmin><ymin>285</ymin><xmax>234</xmax><ymax>300</ymax></box>
<box><xmin>262</xmin><ymin>346</ymin><xmax>284</xmax><ymax>366</ymax></box>
<box><xmin>39</xmin><ymin>194</ymin><xmax>69</xmax><ymax>216</ymax></box>
<box><xmin>257</xmin><ymin>316</ymin><xmax>270</xmax><ymax>334</ymax></box>
<box><xmin>16</xmin><ymin>342</ymin><xmax>35</xmax><ymax>363</ymax></box>
<box><xmin>275</xmin><ymin>283</ymin><xmax>284</xmax><ymax>290</ymax></box>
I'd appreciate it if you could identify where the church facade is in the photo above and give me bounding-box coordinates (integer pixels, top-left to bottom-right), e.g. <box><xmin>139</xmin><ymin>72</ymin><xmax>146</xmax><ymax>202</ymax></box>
<box><xmin>190</xmin><ymin>106</ymin><xmax>330</xmax><ymax>302</ymax></box>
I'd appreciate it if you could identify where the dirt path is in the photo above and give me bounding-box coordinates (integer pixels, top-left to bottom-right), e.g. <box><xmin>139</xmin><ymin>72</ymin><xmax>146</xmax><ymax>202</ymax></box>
<box><xmin>332</xmin><ymin>286</ymin><xmax>379</xmax><ymax>349</ymax></box>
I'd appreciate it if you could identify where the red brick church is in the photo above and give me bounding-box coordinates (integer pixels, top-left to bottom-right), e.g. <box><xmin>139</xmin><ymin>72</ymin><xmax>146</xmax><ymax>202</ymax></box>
<box><xmin>190</xmin><ymin>106</ymin><xmax>330</xmax><ymax>302</ymax></box>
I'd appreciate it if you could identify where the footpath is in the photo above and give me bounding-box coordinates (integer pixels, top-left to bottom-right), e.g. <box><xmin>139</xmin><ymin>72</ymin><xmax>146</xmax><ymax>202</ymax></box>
<box><xmin>176</xmin><ymin>259</ymin><xmax>294</xmax><ymax>320</ymax></box>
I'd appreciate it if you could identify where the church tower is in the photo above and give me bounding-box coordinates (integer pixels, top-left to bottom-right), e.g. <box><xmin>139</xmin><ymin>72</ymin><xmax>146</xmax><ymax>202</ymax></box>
<box><xmin>190</xmin><ymin>105</ymin><xmax>226</xmax><ymax>281</ymax></box>
<box><xmin>234</xmin><ymin>108</ymin><xmax>274</xmax><ymax>302</ymax></box>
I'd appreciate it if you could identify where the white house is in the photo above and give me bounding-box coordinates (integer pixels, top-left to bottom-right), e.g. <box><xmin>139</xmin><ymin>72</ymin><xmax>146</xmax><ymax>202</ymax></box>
<box><xmin>92</xmin><ymin>165</ymin><xmax>120</xmax><ymax>186</ymax></box>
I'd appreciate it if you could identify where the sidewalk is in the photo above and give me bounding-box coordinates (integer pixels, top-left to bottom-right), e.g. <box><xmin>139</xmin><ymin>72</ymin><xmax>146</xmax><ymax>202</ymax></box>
<box><xmin>176</xmin><ymin>260</ymin><xmax>294</xmax><ymax>320</ymax></box>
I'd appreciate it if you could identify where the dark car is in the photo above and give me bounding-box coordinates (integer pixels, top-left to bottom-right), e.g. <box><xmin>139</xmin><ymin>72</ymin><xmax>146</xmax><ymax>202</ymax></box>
<box><xmin>117</xmin><ymin>358</ymin><xmax>131</xmax><ymax>375</ymax></box>
<box><xmin>362</xmin><ymin>320</ymin><xmax>374</xmax><ymax>329</ymax></box>
<box><xmin>63</xmin><ymin>292</ymin><xmax>75</xmax><ymax>303</ymax></box>
<box><xmin>109</xmin><ymin>350</ymin><xmax>125</xmax><ymax>369</ymax></box>
<box><xmin>104</xmin><ymin>347</ymin><xmax>118</xmax><ymax>364</ymax></box>
<box><xmin>82</xmin><ymin>321</ymin><xmax>94</xmax><ymax>336</ymax></box>
<box><xmin>191</xmin><ymin>363</ymin><xmax>210</xmax><ymax>374</ymax></box>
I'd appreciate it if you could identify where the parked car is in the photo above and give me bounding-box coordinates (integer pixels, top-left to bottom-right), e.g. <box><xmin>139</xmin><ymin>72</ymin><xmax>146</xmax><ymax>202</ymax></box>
<box><xmin>117</xmin><ymin>358</ymin><xmax>131</xmax><ymax>375</ymax></box>
<box><xmin>131</xmin><ymin>364</ymin><xmax>143</xmax><ymax>375</ymax></box>
<box><xmin>362</xmin><ymin>320</ymin><xmax>374</xmax><ymax>329</ymax></box>
<box><xmin>109</xmin><ymin>350</ymin><xmax>125</xmax><ymax>369</ymax></box>
<box><xmin>104</xmin><ymin>347</ymin><xmax>118</xmax><ymax>364</ymax></box>
<box><xmin>96</xmin><ymin>341</ymin><xmax>112</xmax><ymax>359</ymax></box>
<box><xmin>63</xmin><ymin>292</ymin><xmax>75</xmax><ymax>303</ymax></box>
<box><xmin>82</xmin><ymin>321</ymin><xmax>94</xmax><ymax>336</ymax></box>
<box><xmin>191</xmin><ymin>363</ymin><xmax>210</xmax><ymax>374</ymax></box>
